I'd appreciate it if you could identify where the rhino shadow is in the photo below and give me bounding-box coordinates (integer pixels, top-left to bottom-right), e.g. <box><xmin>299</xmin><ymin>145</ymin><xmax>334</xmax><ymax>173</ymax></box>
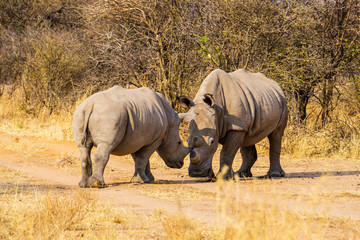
<box><xmin>0</xmin><ymin>183</ymin><xmax>73</xmax><ymax>193</ymax></box>
<box><xmin>107</xmin><ymin>178</ymin><xmax>211</xmax><ymax>186</ymax></box>
<box><xmin>284</xmin><ymin>170</ymin><xmax>360</xmax><ymax>179</ymax></box>
<box><xmin>249</xmin><ymin>170</ymin><xmax>360</xmax><ymax>180</ymax></box>
<box><xmin>100</xmin><ymin>171</ymin><xmax>360</xmax><ymax>186</ymax></box>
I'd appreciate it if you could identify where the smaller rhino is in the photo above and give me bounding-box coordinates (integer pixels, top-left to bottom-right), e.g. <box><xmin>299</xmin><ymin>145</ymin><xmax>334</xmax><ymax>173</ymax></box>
<box><xmin>72</xmin><ymin>86</ymin><xmax>190</xmax><ymax>187</ymax></box>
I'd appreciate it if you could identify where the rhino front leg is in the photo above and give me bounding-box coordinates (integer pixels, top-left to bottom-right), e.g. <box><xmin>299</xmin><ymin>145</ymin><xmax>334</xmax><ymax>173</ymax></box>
<box><xmin>130</xmin><ymin>158</ymin><xmax>151</xmax><ymax>183</ymax></box>
<box><xmin>88</xmin><ymin>143</ymin><xmax>113</xmax><ymax>188</ymax></box>
<box><xmin>130</xmin><ymin>143</ymin><xmax>159</xmax><ymax>183</ymax></box>
<box><xmin>78</xmin><ymin>145</ymin><xmax>93</xmax><ymax>188</ymax></box>
<box><xmin>235</xmin><ymin>145</ymin><xmax>257</xmax><ymax>178</ymax></box>
<box><xmin>218</xmin><ymin>131</ymin><xmax>245</xmax><ymax>180</ymax></box>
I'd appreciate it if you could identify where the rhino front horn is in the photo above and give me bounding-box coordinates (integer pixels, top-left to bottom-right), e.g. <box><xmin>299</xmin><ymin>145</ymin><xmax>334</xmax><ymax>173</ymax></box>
<box><xmin>190</xmin><ymin>150</ymin><xmax>200</xmax><ymax>165</ymax></box>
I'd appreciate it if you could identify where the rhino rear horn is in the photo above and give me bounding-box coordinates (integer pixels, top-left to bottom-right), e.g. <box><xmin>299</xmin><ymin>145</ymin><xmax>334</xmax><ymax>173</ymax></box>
<box><xmin>178</xmin><ymin>113</ymin><xmax>197</xmax><ymax>122</ymax></box>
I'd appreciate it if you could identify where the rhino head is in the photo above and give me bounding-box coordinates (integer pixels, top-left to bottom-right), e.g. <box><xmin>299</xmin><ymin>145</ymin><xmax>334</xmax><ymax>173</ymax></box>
<box><xmin>178</xmin><ymin>94</ymin><xmax>218</xmax><ymax>178</ymax></box>
<box><xmin>156</xmin><ymin>112</ymin><xmax>190</xmax><ymax>169</ymax></box>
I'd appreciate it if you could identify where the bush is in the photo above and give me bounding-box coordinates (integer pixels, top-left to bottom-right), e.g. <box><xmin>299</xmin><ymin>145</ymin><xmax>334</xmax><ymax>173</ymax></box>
<box><xmin>21</xmin><ymin>29</ymin><xmax>90</xmax><ymax>114</ymax></box>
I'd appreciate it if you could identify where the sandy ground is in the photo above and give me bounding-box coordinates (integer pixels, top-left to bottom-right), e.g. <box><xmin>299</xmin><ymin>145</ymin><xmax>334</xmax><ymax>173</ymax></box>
<box><xmin>0</xmin><ymin>131</ymin><xmax>359</xmax><ymax>237</ymax></box>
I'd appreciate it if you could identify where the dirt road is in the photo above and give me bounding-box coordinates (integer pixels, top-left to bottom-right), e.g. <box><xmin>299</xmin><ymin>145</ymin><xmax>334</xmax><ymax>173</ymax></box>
<box><xmin>1</xmin><ymin>131</ymin><xmax>360</xmax><ymax>236</ymax></box>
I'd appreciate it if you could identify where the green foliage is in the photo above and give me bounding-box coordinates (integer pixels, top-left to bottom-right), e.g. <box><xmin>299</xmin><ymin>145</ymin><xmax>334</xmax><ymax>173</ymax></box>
<box><xmin>198</xmin><ymin>35</ymin><xmax>221</xmax><ymax>67</ymax></box>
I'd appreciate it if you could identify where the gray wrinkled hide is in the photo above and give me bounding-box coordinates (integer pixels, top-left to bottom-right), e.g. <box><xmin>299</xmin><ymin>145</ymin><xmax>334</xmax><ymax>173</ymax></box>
<box><xmin>72</xmin><ymin>86</ymin><xmax>189</xmax><ymax>187</ymax></box>
<box><xmin>180</xmin><ymin>69</ymin><xmax>288</xmax><ymax>179</ymax></box>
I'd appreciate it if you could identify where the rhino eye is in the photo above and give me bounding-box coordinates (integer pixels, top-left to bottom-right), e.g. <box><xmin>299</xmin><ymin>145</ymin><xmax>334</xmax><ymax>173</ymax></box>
<box><xmin>192</xmin><ymin>137</ymin><xmax>202</xmax><ymax>147</ymax></box>
<box><xmin>178</xmin><ymin>141</ymin><xmax>182</xmax><ymax>145</ymax></box>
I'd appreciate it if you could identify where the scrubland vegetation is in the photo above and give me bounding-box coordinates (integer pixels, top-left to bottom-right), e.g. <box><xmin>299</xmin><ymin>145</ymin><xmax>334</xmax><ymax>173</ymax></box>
<box><xmin>1</xmin><ymin>0</ymin><xmax>359</xmax><ymax>158</ymax></box>
<box><xmin>1</xmin><ymin>0</ymin><xmax>360</xmax><ymax>239</ymax></box>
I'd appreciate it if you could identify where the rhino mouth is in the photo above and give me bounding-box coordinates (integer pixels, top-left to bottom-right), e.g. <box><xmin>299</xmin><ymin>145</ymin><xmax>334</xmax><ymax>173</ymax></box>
<box><xmin>166</xmin><ymin>160</ymin><xmax>184</xmax><ymax>169</ymax></box>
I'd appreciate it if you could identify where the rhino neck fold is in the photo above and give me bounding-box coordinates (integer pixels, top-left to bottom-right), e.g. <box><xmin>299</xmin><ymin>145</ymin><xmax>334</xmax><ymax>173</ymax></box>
<box><xmin>215</xmin><ymin>105</ymin><xmax>227</xmax><ymax>143</ymax></box>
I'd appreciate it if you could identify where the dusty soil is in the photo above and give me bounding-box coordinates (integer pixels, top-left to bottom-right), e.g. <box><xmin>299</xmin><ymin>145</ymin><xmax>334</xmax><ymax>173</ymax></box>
<box><xmin>0</xmin><ymin>131</ymin><xmax>359</xmax><ymax>237</ymax></box>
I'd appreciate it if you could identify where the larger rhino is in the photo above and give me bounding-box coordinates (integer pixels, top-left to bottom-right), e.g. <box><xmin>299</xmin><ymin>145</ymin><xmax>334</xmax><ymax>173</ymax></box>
<box><xmin>179</xmin><ymin>69</ymin><xmax>288</xmax><ymax>179</ymax></box>
<box><xmin>72</xmin><ymin>86</ymin><xmax>189</xmax><ymax>187</ymax></box>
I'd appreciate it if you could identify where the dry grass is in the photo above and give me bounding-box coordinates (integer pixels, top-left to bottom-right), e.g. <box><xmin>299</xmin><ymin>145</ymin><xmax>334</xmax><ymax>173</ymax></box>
<box><xmin>160</xmin><ymin>169</ymin><xmax>360</xmax><ymax>240</ymax></box>
<box><xmin>0</xmin><ymin>189</ymin><xmax>106</xmax><ymax>239</ymax></box>
<box><xmin>0</xmin><ymin>167</ymin><xmax>359</xmax><ymax>239</ymax></box>
<box><xmin>255</xmin><ymin>122</ymin><xmax>360</xmax><ymax>160</ymax></box>
<box><xmin>0</xmin><ymin>165</ymin><xmax>28</xmax><ymax>184</ymax></box>
<box><xmin>2</xmin><ymin>86</ymin><xmax>360</xmax><ymax>160</ymax></box>
<box><xmin>0</xmin><ymin>136</ymin><xmax>47</xmax><ymax>156</ymax></box>
<box><xmin>134</xmin><ymin>184</ymin><xmax>215</xmax><ymax>201</ymax></box>
<box><xmin>255</xmin><ymin>104</ymin><xmax>360</xmax><ymax>160</ymax></box>
<box><xmin>56</xmin><ymin>152</ymin><xmax>78</xmax><ymax>168</ymax></box>
<box><xmin>0</xmin><ymin>89</ymin><xmax>79</xmax><ymax>141</ymax></box>
<box><xmin>324</xmin><ymin>190</ymin><xmax>360</xmax><ymax>199</ymax></box>
<box><xmin>0</xmin><ymin>187</ymin><xmax>164</xmax><ymax>240</ymax></box>
<box><xmin>160</xmin><ymin>214</ymin><xmax>211</xmax><ymax>240</ymax></box>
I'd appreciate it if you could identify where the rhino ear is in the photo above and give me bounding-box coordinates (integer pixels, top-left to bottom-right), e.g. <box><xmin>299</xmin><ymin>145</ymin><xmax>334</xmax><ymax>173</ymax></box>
<box><xmin>177</xmin><ymin>96</ymin><xmax>195</xmax><ymax>109</ymax></box>
<box><xmin>203</xmin><ymin>94</ymin><xmax>214</xmax><ymax>108</ymax></box>
<box><xmin>178</xmin><ymin>113</ymin><xmax>197</xmax><ymax>122</ymax></box>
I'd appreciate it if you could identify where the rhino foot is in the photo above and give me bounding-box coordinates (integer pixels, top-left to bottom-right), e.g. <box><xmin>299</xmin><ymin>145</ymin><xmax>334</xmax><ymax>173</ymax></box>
<box><xmin>146</xmin><ymin>173</ymin><xmax>155</xmax><ymax>182</ymax></box>
<box><xmin>267</xmin><ymin>170</ymin><xmax>285</xmax><ymax>178</ymax></box>
<box><xmin>130</xmin><ymin>173</ymin><xmax>150</xmax><ymax>183</ymax></box>
<box><xmin>216</xmin><ymin>171</ymin><xmax>233</xmax><ymax>181</ymax></box>
<box><xmin>78</xmin><ymin>179</ymin><xmax>89</xmax><ymax>188</ymax></box>
<box><xmin>235</xmin><ymin>170</ymin><xmax>253</xmax><ymax>178</ymax></box>
<box><xmin>88</xmin><ymin>176</ymin><xmax>106</xmax><ymax>188</ymax></box>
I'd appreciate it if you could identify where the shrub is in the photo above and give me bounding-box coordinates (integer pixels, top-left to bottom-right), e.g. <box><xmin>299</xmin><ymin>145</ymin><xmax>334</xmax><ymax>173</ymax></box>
<box><xmin>21</xmin><ymin>29</ymin><xmax>90</xmax><ymax>114</ymax></box>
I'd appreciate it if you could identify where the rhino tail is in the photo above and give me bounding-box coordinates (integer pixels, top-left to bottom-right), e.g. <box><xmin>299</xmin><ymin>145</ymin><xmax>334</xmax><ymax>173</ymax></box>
<box><xmin>81</xmin><ymin>104</ymin><xmax>93</xmax><ymax>146</ymax></box>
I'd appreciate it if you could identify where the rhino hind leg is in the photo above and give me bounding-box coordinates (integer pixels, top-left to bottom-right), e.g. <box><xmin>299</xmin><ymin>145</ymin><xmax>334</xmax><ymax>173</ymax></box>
<box><xmin>87</xmin><ymin>143</ymin><xmax>113</xmax><ymax>188</ymax></box>
<box><xmin>266</xmin><ymin>128</ymin><xmax>286</xmax><ymax>178</ymax></box>
<box><xmin>145</xmin><ymin>161</ymin><xmax>155</xmax><ymax>182</ymax></box>
<box><xmin>78</xmin><ymin>145</ymin><xmax>93</xmax><ymax>188</ymax></box>
<box><xmin>235</xmin><ymin>145</ymin><xmax>257</xmax><ymax>178</ymax></box>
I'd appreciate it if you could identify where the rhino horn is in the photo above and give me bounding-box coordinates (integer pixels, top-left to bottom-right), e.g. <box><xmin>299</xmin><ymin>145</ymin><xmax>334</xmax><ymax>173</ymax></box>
<box><xmin>178</xmin><ymin>113</ymin><xmax>197</xmax><ymax>123</ymax></box>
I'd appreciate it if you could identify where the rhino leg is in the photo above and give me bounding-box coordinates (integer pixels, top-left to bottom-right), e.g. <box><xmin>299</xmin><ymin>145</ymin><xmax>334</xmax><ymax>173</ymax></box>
<box><xmin>218</xmin><ymin>131</ymin><xmax>245</xmax><ymax>180</ymax></box>
<box><xmin>130</xmin><ymin>159</ymin><xmax>150</xmax><ymax>183</ymax></box>
<box><xmin>88</xmin><ymin>143</ymin><xmax>113</xmax><ymax>188</ymax></box>
<box><xmin>130</xmin><ymin>143</ymin><xmax>159</xmax><ymax>183</ymax></box>
<box><xmin>267</xmin><ymin>127</ymin><xmax>286</xmax><ymax>178</ymax></box>
<box><xmin>145</xmin><ymin>161</ymin><xmax>155</xmax><ymax>182</ymax></box>
<box><xmin>78</xmin><ymin>145</ymin><xmax>93</xmax><ymax>188</ymax></box>
<box><xmin>236</xmin><ymin>145</ymin><xmax>257</xmax><ymax>178</ymax></box>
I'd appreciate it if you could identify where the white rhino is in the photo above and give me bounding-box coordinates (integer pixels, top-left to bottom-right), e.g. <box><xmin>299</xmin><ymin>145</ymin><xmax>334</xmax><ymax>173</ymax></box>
<box><xmin>179</xmin><ymin>69</ymin><xmax>288</xmax><ymax>179</ymax></box>
<box><xmin>72</xmin><ymin>86</ymin><xmax>189</xmax><ymax>187</ymax></box>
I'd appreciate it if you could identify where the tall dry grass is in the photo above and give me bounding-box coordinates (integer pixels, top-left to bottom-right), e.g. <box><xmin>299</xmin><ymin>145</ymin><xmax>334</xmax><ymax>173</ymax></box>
<box><xmin>160</xmin><ymin>169</ymin><xmax>360</xmax><ymax>240</ymax></box>
<box><xmin>2</xmin><ymin>84</ymin><xmax>360</xmax><ymax>160</ymax></box>
<box><xmin>256</xmin><ymin>96</ymin><xmax>360</xmax><ymax>160</ymax></box>
<box><xmin>0</xmin><ymin>188</ymin><xmax>118</xmax><ymax>239</ymax></box>
<box><xmin>0</xmin><ymin>186</ymin><xmax>168</xmax><ymax>240</ymax></box>
<box><xmin>0</xmin><ymin>88</ymin><xmax>89</xmax><ymax>141</ymax></box>
<box><xmin>0</xmin><ymin>168</ymin><xmax>358</xmax><ymax>239</ymax></box>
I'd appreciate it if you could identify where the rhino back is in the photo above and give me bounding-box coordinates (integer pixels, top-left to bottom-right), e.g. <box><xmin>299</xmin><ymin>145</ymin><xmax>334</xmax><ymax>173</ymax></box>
<box><xmin>196</xmin><ymin>69</ymin><xmax>287</xmax><ymax>144</ymax></box>
<box><xmin>86</xmin><ymin>86</ymin><xmax>168</xmax><ymax>155</ymax></box>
